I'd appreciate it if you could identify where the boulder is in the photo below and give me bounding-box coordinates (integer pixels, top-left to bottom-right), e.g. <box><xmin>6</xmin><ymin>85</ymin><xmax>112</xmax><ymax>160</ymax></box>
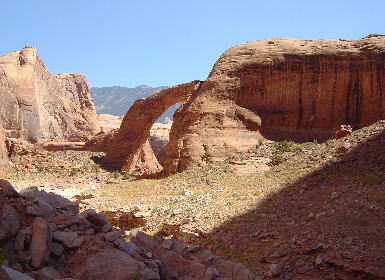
<box><xmin>162</xmin><ymin>35</ymin><xmax>385</xmax><ymax>173</ymax></box>
<box><xmin>0</xmin><ymin>179</ymin><xmax>19</xmax><ymax>198</ymax></box>
<box><xmin>0</xmin><ymin>266</ymin><xmax>34</xmax><ymax>280</ymax></box>
<box><xmin>335</xmin><ymin>124</ymin><xmax>353</xmax><ymax>139</ymax></box>
<box><xmin>0</xmin><ymin>46</ymin><xmax>100</xmax><ymax>143</ymax></box>
<box><xmin>70</xmin><ymin>247</ymin><xmax>158</xmax><ymax>280</ymax></box>
<box><xmin>14</xmin><ymin>227</ymin><xmax>32</xmax><ymax>251</ymax></box>
<box><xmin>0</xmin><ymin>203</ymin><xmax>20</xmax><ymax>242</ymax></box>
<box><xmin>29</xmin><ymin>217</ymin><xmax>52</xmax><ymax>268</ymax></box>
<box><xmin>53</xmin><ymin>231</ymin><xmax>84</xmax><ymax>249</ymax></box>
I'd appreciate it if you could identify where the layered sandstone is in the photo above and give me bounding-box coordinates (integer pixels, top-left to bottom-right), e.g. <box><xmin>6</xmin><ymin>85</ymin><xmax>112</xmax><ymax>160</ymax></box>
<box><xmin>164</xmin><ymin>35</ymin><xmax>385</xmax><ymax>173</ymax></box>
<box><xmin>103</xmin><ymin>81</ymin><xmax>202</xmax><ymax>170</ymax></box>
<box><xmin>0</xmin><ymin>46</ymin><xmax>100</xmax><ymax>143</ymax></box>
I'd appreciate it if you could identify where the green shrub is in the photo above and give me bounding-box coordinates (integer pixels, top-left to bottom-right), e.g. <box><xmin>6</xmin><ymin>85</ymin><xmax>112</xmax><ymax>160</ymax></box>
<box><xmin>202</xmin><ymin>151</ymin><xmax>211</xmax><ymax>162</ymax></box>
<box><xmin>129</xmin><ymin>274</ymin><xmax>142</xmax><ymax>280</ymax></box>
<box><xmin>123</xmin><ymin>171</ymin><xmax>137</xmax><ymax>180</ymax></box>
<box><xmin>273</xmin><ymin>140</ymin><xmax>295</xmax><ymax>153</ymax></box>
<box><xmin>0</xmin><ymin>251</ymin><xmax>7</xmax><ymax>261</ymax></box>
<box><xmin>70</xmin><ymin>168</ymin><xmax>79</xmax><ymax>177</ymax></box>
<box><xmin>271</xmin><ymin>152</ymin><xmax>285</xmax><ymax>165</ymax></box>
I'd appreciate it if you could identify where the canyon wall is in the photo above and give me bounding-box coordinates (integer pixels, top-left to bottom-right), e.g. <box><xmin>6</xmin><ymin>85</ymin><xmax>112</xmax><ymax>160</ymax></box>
<box><xmin>164</xmin><ymin>35</ymin><xmax>385</xmax><ymax>173</ymax></box>
<box><xmin>0</xmin><ymin>46</ymin><xmax>100</xmax><ymax>143</ymax></box>
<box><xmin>0</xmin><ymin>122</ymin><xmax>8</xmax><ymax>168</ymax></box>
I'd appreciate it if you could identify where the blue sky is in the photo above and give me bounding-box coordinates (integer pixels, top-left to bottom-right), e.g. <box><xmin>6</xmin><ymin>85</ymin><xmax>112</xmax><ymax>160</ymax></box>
<box><xmin>1</xmin><ymin>0</ymin><xmax>384</xmax><ymax>87</ymax></box>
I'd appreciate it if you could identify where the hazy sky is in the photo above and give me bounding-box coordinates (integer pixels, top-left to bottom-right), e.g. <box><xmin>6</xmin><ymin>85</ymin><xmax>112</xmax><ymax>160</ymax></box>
<box><xmin>1</xmin><ymin>0</ymin><xmax>384</xmax><ymax>87</ymax></box>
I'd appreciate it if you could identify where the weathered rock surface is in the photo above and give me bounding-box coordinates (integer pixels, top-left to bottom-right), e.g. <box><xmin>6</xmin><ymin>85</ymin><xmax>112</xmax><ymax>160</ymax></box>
<box><xmin>164</xmin><ymin>35</ymin><xmax>385</xmax><ymax>173</ymax></box>
<box><xmin>0</xmin><ymin>123</ymin><xmax>8</xmax><ymax>168</ymax></box>
<box><xmin>103</xmin><ymin>80</ymin><xmax>203</xmax><ymax>170</ymax></box>
<box><xmin>97</xmin><ymin>114</ymin><xmax>123</xmax><ymax>132</ymax></box>
<box><xmin>29</xmin><ymin>217</ymin><xmax>52</xmax><ymax>268</ymax></box>
<box><xmin>0</xmin><ymin>46</ymin><xmax>100</xmax><ymax>143</ymax></box>
<box><xmin>70</xmin><ymin>247</ymin><xmax>155</xmax><ymax>280</ymax></box>
<box><xmin>0</xmin><ymin>203</ymin><xmax>20</xmax><ymax>242</ymax></box>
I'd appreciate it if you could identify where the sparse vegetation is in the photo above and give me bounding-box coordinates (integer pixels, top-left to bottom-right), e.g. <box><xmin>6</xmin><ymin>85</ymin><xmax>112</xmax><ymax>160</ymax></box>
<box><xmin>0</xmin><ymin>251</ymin><xmax>7</xmax><ymax>262</ymax></box>
<box><xmin>201</xmin><ymin>151</ymin><xmax>211</xmax><ymax>162</ymax></box>
<box><xmin>70</xmin><ymin>167</ymin><xmax>80</xmax><ymax>177</ymax></box>
<box><xmin>128</xmin><ymin>274</ymin><xmax>142</xmax><ymax>280</ymax></box>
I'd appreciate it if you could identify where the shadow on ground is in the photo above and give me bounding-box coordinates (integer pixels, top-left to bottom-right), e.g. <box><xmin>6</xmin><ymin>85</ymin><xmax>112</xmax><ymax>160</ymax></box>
<box><xmin>209</xmin><ymin>127</ymin><xmax>385</xmax><ymax>279</ymax></box>
<box><xmin>90</xmin><ymin>155</ymin><xmax>120</xmax><ymax>172</ymax></box>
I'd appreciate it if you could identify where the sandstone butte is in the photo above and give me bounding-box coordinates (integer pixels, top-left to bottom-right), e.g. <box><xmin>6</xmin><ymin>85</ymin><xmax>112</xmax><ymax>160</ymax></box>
<box><xmin>0</xmin><ymin>46</ymin><xmax>100</xmax><ymax>143</ymax></box>
<box><xmin>100</xmin><ymin>34</ymin><xmax>385</xmax><ymax>174</ymax></box>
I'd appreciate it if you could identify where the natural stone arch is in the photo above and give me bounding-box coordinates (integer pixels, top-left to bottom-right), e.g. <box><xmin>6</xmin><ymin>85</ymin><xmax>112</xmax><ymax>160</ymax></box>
<box><xmin>104</xmin><ymin>80</ymin><xmax>203</xmax><ymax>170</ymax></box>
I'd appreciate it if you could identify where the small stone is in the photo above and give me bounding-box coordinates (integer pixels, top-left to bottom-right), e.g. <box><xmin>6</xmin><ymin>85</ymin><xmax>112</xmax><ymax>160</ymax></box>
<box><xmin>101</xmin><ymin>223</ymin><xmax>113</xmax><ymax>233</ymax></box>
<box><xmin>315</xmin><ymin>255</ymin><xmax>323</xmax><ymax>265</ymax></box>
<box><xmin>53</xmin><ymin>231</ymin><xmax>84</xmax><ymax>248</ymax></box>
<box><xmin>133</xmin><ymin>205</ymin><xmax>143</xmax><ymax>211</ymax></box>
<box><xmin>181</xmin><ymin>217</ymin><xmax>192</xmax><ymax>224</ymax></box>
<box><xmin>269</xmin><ymin>263</ymin><xmax>282</xmax><ymax>277</ymax></box>
<box><xmin>39</xmin><ymin>266</ymin><xmax>60</xmax><ymax>280</ymax></box>
<box><xmin>78</xmin><ymin>209</ymin><xmax>107</xmax><ymax>226</ymax></box>
<box><xmin>331</xmin><ymin>192</ymin><xmax>339</xmax><ymax>199</ymax></box>
<box><xmin>181</xmin><ymin>189</ymin><xmax>193</xmax><ymax>196</ymax></box>
<box><xmin>336</xmin><ymin>144</ymin><xmax>350</xmax><ymax>154</ymax></box>
<box><xmin>104</xmin><ymin>230</ymin><xmax>124</xmax><ymax>242</ymax></box>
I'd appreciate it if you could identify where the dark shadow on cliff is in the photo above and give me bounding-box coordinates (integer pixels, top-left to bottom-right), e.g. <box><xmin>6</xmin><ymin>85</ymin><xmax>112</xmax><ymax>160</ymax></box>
<box><xmin>208</xmin><ymin>125</ymin><xmax>385</xmax><ymax>279</ymax></box>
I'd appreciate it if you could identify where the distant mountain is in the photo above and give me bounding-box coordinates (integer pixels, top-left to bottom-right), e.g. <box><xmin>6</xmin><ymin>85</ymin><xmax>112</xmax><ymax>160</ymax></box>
<box><xmin>91</xmin><ymin>85</ymin><xmax>179</xmax><ymax>122</ymax></box>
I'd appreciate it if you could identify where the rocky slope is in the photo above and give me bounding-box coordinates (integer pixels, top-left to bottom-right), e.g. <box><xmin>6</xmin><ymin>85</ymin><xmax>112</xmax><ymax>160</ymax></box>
<box><xmin>0</xmin><ymin>180</ymin><xmax>256</xmax><ymax>280</ymax></box>
<box><xmin>164</xmin><ymin>34</ymin><xmax>385</xmax><ymax>173</ymax></box>
<box><xmin>0</xmin><ymin>46</ymin><xmax>100</xmax><ymax>143</ymax></box>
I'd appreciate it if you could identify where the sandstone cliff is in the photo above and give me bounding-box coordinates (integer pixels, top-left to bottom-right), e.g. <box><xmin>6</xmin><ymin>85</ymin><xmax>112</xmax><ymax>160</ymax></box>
<box><xmin>164</xmin><ymin>35</ymin><xmax>385</xmax><ymax>173</ymax></box>
<box><xmin>0</xmin><ymin>46</ymin><xmax>100</xmax><ymax>143</ymax></box>
<box><xmin>0</xmin><ymin>122</ymin><xmax>8</xmax><ymax>168</ymax></box>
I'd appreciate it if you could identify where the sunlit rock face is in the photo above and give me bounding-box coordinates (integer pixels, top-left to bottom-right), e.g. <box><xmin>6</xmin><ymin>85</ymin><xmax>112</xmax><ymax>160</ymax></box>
<box><xmin>164</xmin><ymin>35</ymin><xmax>385</xmax><ymax>173</ymax></box>
<box><xmin>0</xmin><ymin>122</ymin><xmax>8</xmax><ymax>168</ymax></box>
<box><xmin>0</xmin><ymin>46</ymin><xmax>100</xmax><ymax>143</ymax></box>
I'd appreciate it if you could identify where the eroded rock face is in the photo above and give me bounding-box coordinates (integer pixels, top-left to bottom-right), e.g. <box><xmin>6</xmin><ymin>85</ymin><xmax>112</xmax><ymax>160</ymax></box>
<box><xmin>0</xmin><ymin>123</ymin><xmax>8</xmax><ymax>168</ymax></box>
<box><xmin>100</xmin><ymin>81</ymin><xmax>202</xmax><ymax>170</ymax></box>
<box><xmin>0</xmin><ymin>46</ymin><xmax>100</xmax><ymax>143</ymax></box>
<box><xmin>164</xmin><ymin>35</ymin><xmax>385</xmax><ymax>173</ymax></box>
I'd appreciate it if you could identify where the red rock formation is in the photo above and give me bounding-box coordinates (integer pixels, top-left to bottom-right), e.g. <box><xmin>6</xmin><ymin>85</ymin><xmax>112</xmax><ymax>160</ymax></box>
<box><xmin>103</xmin><ymin>81</ymin><xmax>202</xmax><ymax>170</ymax></box>
<box><xmin>0</xmin><ymin>122</ymin><xmax>8</xmax><ymax>168</ymax></box>
<box><xmin>85</xmin><ymin>130</ymin><xmax>161</xmax><ymax>173</ymax></box>
<box><xmin>0</xmin><ymin>46</ymin><xmax>100</xmax><ymax>143</ymax></box>
<box><xmin>164</xmin><ymin>35</ymin><xmax>385</xmax><ymax>173</ymax></box>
